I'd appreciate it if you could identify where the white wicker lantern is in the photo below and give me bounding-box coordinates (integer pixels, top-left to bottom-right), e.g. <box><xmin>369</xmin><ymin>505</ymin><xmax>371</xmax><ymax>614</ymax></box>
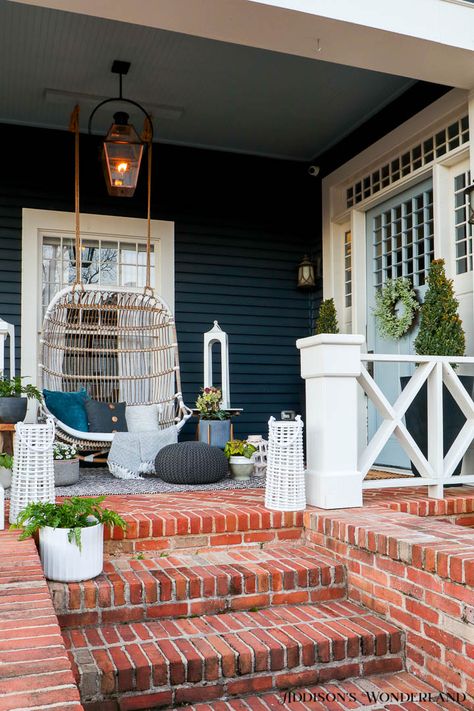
<box><xmin>265</xmin><ymin>416</ymin><xmax>305</xmax><ymax>511</ymax></box>
<box><xmin>9</xmin><ymin>418</ymin><xmax>56</xmax><ymax>524</ymax></box>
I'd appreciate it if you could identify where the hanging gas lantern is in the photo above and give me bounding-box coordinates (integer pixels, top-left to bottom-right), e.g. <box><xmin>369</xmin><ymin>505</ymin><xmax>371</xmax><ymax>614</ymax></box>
<box><xmin>297</xmin><ymin>255</ymin><xmax>316</xmax><ymax>289</ymax></box>
<box><xmin>102</xmin><ymin>111</ymin><xmax>144</xmax><ymax>197</ymax></box>
<box><xmin>88</xmin><ymin>60</ymin><xmax>153</xmax><ymax>199</ymax></box>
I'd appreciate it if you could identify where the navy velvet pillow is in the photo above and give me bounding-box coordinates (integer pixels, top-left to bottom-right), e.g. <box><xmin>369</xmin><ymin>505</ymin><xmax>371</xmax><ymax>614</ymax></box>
<box><xmin>43</xmin><ymin>388</ymin><xmax>90</xmax><ymax>432</ymax></box>
<box><xmin>85</xmin><ymin>400</ymin><xmax>128</xmax><ymax>433</ymax></box>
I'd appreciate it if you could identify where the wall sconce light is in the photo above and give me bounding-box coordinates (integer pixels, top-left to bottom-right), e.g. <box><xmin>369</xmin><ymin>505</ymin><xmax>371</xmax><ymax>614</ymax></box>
<box><xmin>88</xmin><ymin>60</ymin><xmax>153</xmax><ymax>197</ymax></box>
<box><xmin>464</xmin><ymin>182</ymin><xmax>474</xmax><ymax>225</ymax></box>
<box><xmin>297</xmin><ymin>254</ymin><xmax>321</xmax><ymax>289</ymax></box>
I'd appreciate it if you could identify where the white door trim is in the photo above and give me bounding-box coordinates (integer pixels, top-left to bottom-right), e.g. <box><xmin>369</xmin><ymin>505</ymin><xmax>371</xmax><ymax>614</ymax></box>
<box><xmin>21</xmin><ymin>208</ymin><xmax>175</xmax><ymax>385</ymax></box>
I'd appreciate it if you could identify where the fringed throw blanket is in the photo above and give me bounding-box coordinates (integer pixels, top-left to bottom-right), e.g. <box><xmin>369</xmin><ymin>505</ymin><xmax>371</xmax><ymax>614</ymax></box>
<box><xmin>108</xmin><ymin>427</ymin><xmax>178</xmax><ymax>480</ymax></box>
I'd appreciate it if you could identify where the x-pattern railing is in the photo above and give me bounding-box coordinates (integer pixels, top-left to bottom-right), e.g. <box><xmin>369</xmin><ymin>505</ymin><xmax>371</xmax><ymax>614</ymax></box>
<box><xmin>359</xmin><ymin>354</ymin><xmax>474</xmax><ymax>498</ymax></box>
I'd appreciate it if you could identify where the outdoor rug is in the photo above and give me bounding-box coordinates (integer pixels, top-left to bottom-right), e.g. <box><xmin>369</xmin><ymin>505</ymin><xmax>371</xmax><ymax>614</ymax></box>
<box><xmin>4</xmin><ymin>468</ymin><xmax>267</xmax><ymax>497</ymax></box>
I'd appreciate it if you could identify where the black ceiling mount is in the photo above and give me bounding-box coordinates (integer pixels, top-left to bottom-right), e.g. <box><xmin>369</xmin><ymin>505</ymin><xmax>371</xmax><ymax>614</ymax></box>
<box><xmin>111</xmin><ymin>60</ymin><xmax>131</xmax><ymax>76</ymax></box>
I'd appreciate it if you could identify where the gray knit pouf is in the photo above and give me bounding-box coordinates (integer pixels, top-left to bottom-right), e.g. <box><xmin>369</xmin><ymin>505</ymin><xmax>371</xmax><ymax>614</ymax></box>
<box><xmin>155</xmin><ymin>441</ymin><xmax>229</xmax><ymax>485</ymax></box>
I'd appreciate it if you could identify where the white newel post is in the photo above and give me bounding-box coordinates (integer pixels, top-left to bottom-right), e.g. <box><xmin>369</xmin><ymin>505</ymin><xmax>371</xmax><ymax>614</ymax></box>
<box><xmin>297</xmin><ymin>334</ymin><xmax>365</xmax><ymax>509</ymax></box>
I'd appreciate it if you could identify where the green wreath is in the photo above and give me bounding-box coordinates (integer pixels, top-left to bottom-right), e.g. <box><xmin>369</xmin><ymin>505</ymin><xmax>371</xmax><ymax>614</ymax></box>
<box><xmin>374</xmin><ymin>277</ymin><xmax>419</xmax><ymax>340</ymax></box>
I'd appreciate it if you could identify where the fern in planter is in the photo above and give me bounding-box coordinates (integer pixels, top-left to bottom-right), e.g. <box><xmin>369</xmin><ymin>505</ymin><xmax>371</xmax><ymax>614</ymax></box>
<box><xmin>315</xmin><ymin>298</ymin><xmax>339</xmax><ymax>335</ymax></box>
<box><xmin>11</xmin><ymin>496</ymin><xmax>126</xmax><ymax>550</ymax></box>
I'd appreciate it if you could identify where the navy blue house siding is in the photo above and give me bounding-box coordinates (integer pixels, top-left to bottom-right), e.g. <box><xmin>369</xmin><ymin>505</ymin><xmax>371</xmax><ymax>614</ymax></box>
<box><xmin>0</xmin><ymin>124</ymin><xmax>316</xmax><ymax>440</ymax></box>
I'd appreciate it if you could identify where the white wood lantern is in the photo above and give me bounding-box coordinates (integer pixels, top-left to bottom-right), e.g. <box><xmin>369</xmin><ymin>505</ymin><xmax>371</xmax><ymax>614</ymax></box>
<box><xmin>204</xmin><ymin>321</ymin><xmax>231</xmax><ymax>409</ymax></box>
<box><xmin>0</xmin><ymin>317</ymin><xmax>15</xmax><ymax>378</ymax></box>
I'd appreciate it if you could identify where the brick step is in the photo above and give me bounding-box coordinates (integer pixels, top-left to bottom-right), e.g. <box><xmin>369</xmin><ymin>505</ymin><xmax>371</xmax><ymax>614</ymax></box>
<box><xmin>63</xmin><ymin>600</ymin><xmax>404</xmax><ymax>710</ymax></box>
<box><xmin>49</xmin><ymin>545</ymin><xmax>346</xmax><ymax>628</ymax></box>
<box><xmin>102</xmin><ymin>492</ymin><xmax>303</xmax><ymax>555</ymax></box>
<box><xmin>183</xmin><ymin>671</ymin><xmax>466</xmax><ymax>710</ymax></box>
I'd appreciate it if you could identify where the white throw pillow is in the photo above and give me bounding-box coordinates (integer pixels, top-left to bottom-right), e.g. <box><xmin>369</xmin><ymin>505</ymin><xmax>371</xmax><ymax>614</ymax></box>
<box><xmin>126</xmin><ymin>404</ymin><xmax>161</xmax><ymax>432</ymax></box>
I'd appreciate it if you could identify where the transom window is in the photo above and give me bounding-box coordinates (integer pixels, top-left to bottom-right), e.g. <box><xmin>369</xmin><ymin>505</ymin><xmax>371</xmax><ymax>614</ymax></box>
<box><xmin>454</xmin><ymin>170</ymin><xmax>473</xmax><ymax>274</ymax></box>
<box><xmin>42</xmin><ymin>236</ymin><xmax>155</xmax><ymax>316</ymax></box>
<box><xmin>347</xmin><ymin>115</ymin><xmax>468</xmax><ymax>208</ymax></box>
<box><xmin>372</xmin><ymin>186</ymin><xmax>434</xmax><ymax>289</ymax></box>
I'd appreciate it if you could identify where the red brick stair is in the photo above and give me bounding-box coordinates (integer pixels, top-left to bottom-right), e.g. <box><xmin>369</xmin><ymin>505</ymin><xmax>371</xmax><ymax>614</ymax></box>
<box><xmin>182</xmin><ymin>671</ymin><xmax>465</xmax><ymax>710</ymax></box>
<box><xmin>101</xmin><ymin>491</ymin><xmax>303</xmax><ymax>556</ymax></box>
<box><xmin>49</xmin><ymin>545</ymin><xmax>346</xmax><ymax>628</ymax></box>
<box><xmin>63</xmin><ymin>600</ymin><xmax>404</xmax><ymax>710</ymax></box>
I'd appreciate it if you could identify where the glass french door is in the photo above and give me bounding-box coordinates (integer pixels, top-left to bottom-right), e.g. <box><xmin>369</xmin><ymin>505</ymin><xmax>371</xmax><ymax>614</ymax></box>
<box><xmin>366</xmin><ymin>178</ymin><xmax>434</xmax><ymax>468</ymax></box>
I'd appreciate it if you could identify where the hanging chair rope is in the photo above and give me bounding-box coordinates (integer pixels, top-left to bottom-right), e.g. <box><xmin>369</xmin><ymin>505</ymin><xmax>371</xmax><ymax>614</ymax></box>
<box><xmin>69</xmin><ymin>105</ymin><xmax>82</xmax><ymax>287</ymax></box>
<box><xmin>142</xmin><ymin>116</ymin><xmax>153</xmax><ymax>294</ymax></box>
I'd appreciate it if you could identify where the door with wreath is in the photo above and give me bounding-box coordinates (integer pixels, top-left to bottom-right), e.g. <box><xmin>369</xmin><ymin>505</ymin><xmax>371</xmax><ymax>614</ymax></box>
<box><xmin>366</xmin><ymin>178</ymin><xmax>433</xmax><ymax>468</ymax></box>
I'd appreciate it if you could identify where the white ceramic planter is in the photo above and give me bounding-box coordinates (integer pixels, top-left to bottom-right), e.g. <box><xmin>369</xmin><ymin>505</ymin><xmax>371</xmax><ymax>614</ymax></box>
<box><xmin>39</xmin><ymin>523</ymin><xmax>104</xmax><ymax>582</ymax></box>
<box><xmin>229</xmin><ymin>455</ymin><xmax>254</xmax><ymax>480</ymax></box>
<box><xmin>0</xmin><ymin>466</ymin><xmax>12</xmax><ymax>489</ymax></box>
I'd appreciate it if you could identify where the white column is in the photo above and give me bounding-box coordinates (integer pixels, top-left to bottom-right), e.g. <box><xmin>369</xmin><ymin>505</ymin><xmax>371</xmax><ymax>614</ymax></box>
<box><xmin>297</xmin><ymin>334</ymin><xmax>365</xmax><ymax>509</ymax></box>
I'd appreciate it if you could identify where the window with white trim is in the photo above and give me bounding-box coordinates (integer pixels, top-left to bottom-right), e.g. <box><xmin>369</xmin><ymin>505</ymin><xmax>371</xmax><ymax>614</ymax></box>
<box><xmin>453</xmin><ymin>170</ymin><xmax>473</xmax><ymax>274</ymax></box>
<box><xmin>344</xmin><ymin>230</ymin><xmax>352</xmax><ymax>307</ymax></box>
<box><xmin>41</xmin><ymin>236</ymin><xmax>155</xmax><ymax>316</ymax></box>
<box><xmin>346</xmin><ymin>115</ymin><xmax>469</xmax><ymax>208</ymax></box>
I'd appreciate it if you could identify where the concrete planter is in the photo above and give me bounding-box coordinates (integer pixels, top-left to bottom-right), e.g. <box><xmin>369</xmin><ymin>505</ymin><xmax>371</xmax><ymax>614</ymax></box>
<box><xmin>54</xmin><ymin>458</ymin><xmax>80</xmax><ymax>486</ymax></box>
<box><xmin>229</xmin><ymin>455</ymin><xmax>254</xmax><ymax>480</ymax></box>
<box><xmin>198</xmin><ymin>419</ymin><xmax>231</xmax><ymax>449</ymax></box>
<box><xmin>0</xmin><ymin>466</ymin><xmax>12</xmax><ymax>489</ymax></box>
<box><xmin>39</xmin><ymin>523</ymin><xmax>103</xmax><ymax>582</ymax></box>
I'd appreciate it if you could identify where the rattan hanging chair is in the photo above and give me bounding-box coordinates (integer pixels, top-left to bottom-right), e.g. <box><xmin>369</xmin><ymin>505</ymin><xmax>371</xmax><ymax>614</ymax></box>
<box><xmin>38</xmin><ymin>105</ymin><xmax>191</xmax><ymax>462</ymax></box>
<box><xmin>40</xmin><ymin>285</ymin><xmax>191</xmax><ymax>460</ymax></box>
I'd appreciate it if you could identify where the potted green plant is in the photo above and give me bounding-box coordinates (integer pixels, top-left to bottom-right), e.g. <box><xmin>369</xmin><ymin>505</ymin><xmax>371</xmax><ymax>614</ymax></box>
<box><xmin>315</xmin><ymin>298</ymin><xmax>339</xmax><ymax>334</ymax></box>
<box><xmin>53</xmin><ymin>442</ymin><xmax>79</xmax><ymax>486</ymax></box>
<box><xmin>224</xmin><ymin>439</ymin><xmax>257</xmax><ymax>480</ymax></box>
<box><xmin>401</xmin><ymin>259</ymin><xmax>469</xmax><ymax>476</ymax></box>
<box><xmin>196</xmin><ymin>386</ymin><xmax>232</xmax><ymax>449</ymax></box>
<box><xmin>0</xmin><ymin>453</ymin><xmax>13</xmax><ymax>489</ymax></box>
<box><xmin>11</xmin><ymin>496</ymin><xmax>126</xmax><ymax>582</ymax></box>
<box><xmin>0</xmin><ymin>376</ymin><xmax>42</xmax><ymax>424</ymax></box>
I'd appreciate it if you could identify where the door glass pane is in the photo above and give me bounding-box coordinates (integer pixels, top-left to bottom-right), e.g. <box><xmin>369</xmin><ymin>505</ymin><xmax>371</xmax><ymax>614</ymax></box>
<box><xmin>371</xmin><ymin>186</ymin><xmax>434</xmax><ymax>288</ymax></box>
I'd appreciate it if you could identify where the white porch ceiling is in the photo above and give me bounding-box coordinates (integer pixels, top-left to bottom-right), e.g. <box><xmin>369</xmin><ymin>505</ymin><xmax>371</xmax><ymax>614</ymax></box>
<box><xmin>0</xmin><ymin>0</ymin><xmax>424</xmax><ymax>160</ymax></box>
<box><xmin>11</xmin><ymin>0</ymin><xmax>474</xmax><ymax>88</ymax></box>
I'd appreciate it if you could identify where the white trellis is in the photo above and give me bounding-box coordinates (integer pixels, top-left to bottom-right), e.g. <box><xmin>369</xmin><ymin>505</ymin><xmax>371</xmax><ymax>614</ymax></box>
<box><xmin>297</xmin><ymin>334</ymin><xmax>474</xmax><ymax>509</ymax></box>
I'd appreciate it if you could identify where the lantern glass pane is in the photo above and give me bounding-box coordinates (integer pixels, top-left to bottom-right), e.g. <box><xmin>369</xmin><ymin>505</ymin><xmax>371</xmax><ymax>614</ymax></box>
<box><xmin>103</xmin><ymin>121</ymin><xmax>144</xmax><ymax>196</ymax></box>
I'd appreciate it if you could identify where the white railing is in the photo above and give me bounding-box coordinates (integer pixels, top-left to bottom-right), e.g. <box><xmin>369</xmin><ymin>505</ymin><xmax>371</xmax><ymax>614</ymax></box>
<box><xmin>360</xmin><ymin>354</ymin><xmax>474</xmax><ymax>499</ymax></box>
<box><xmin>296</xmin><ymin>334</ymin><xmax>474</xmax><ymax>509</ymax></box>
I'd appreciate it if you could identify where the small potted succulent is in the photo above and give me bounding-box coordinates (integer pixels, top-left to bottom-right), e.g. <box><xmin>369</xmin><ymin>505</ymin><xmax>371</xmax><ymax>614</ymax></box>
<box><xmin>0</xmin><ymin>453</ymin><xmax>13</xmax><ymax>489</ymax></box>
<box><xmin>0</xmin><ymin>376</ymin><xmax>42</xmax><ymax>424</ymax></box>
<box><xmin>196</xmin><ymin>386</ymin><xmax>231</xmax><ymax>449</ymax></box>
<box><xmin>11</xmin><ymin>496</ymin><xmax>126</xmax><ymax>582</ymax></box>
<box><xmin>53</xmin><ymin>442</ymin><xmax>79</xmax><ymax>486</ymax></box>
<box><xmin>224</xmin><ymin>439</ymin><xmax>257</xmax><ymax>480</ymax></box>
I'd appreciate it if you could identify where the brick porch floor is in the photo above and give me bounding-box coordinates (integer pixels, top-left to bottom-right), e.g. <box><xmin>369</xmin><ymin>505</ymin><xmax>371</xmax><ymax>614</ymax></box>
<box><xmin>1</xmin><ymin>485</ymin><xmax>473</xmax><ymax>710</ymax></box>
